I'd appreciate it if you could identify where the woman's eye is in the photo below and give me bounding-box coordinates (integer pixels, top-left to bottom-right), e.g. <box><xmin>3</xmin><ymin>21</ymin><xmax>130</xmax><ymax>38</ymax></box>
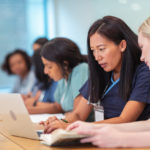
<box><xmin>99</xmin><ymin>48</ymin><xmax>105</xmax><ymax>51</ymax></box>
<box><xmin>47</xmin><ymin>66</ymin><xmax>52</xmax><ymax>69</ymax></box>
<box><xmin>92</xmin><ymin>48</ymin><xmax>105</xmax><ymax>55</ymax></box>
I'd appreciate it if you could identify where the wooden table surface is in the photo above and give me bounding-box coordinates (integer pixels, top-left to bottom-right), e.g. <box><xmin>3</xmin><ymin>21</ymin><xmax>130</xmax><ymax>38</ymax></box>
<box><xmin>0</xmin><ymin>125</ymin><xmax>150</xmax><ymax>150</ymax></box>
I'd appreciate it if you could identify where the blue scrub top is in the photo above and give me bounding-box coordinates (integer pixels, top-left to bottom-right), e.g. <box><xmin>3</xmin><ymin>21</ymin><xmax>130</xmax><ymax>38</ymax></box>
<box><xmin>79</xmin><ymin>63</ymin><xmax>150</xmax><ymax>121</ymax></box>
<box><xmin>54</xmin><ymin>63</ymin><xmax>88</xmax><ymax>112</ymax></box>
<box><xmin>42</xmin><ymin>81</ymin><xmax>58</xmax><ymax>103</ymax></box>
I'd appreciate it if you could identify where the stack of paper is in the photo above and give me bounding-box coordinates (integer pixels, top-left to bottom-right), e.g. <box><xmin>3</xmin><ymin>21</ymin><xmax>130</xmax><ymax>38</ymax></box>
<box><xmin>40</xmin><ymin>129</ymin><xmax>88</xmax><ymax>146</ymax></box>
<box><xmin>30</xmin><ymin>113</ymin><xmax>64</xmax><ymax>123</ymax></box>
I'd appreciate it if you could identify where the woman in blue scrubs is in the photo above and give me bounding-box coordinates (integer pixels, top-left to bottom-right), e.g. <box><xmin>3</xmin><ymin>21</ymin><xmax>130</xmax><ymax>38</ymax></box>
<box><xmin>28</xmin><ymin>37</ymin><xmax>88</xmax><ymax>114</ymax></box>
<box><xmin>67</xmin><ymin>16</ymin><xmax>150</xmax><ymax>148</ymax></box>
<box><xmin>24</xmin><ymin>48</ymin><xmax>58</xmax><ymax>111</ymax></box>
<box><xmin>43</xmin><ymin>16</ymin><xmax>150</xmax><ymax>133</ymax></box>
<box><xmin>79</xmin><ymin>16</ymin><xmax>150</xmax><ymax>122</ymax></box>
<box><xmin>67</xmin><ymin>16</ymin><xmax>150</xmax><ymax>125</ymax></box>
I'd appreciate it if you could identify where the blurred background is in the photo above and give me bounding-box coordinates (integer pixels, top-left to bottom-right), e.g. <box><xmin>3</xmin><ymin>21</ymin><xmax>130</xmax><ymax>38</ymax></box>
<box><xmin>0</xmin><ymin>0</ymin><xmax>149</xmax><ymax>92</ymax></box>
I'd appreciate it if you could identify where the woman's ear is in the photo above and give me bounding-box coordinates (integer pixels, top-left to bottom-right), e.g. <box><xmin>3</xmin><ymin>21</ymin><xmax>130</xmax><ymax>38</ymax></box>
<box><xmin>63</xmin><ymin>61</ymin><xmax>69</xmax><ymax>66</ymax></box>
<box><xmin>63</xmin><ymin>61</ymin><xmax>69</xmax><ymax>70</ymax></box>
<box><xmin>120</xmin><ymin>40</ymin><xmax>127</xmax><ymax>52</ymax></box>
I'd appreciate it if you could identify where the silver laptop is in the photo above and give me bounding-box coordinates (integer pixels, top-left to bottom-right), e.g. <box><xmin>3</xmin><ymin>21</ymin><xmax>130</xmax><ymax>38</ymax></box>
<box><xmin>0</xmin><ymin>93</ymin><xmax>43</xmax><ymax>140</ymax></box>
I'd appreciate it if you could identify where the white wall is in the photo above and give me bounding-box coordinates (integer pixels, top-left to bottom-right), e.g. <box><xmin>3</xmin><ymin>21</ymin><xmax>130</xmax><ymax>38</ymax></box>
<box><xmin>1</xmin><ymin>0</ymin><xmax>150</xmax><ymax>90</ymax></box>
<box><xmin>0</xmin><ymin>0</ymin><xmax>46</xmax><ymax>90</ymax></box>
<box><xmin>48</xmin><ymin>0</ymin><xmax>150</xmax><ymax>54</ymax></box>
<box><xmin>26</xmin><ymin>0</ymin><xmax>46</xmax><ymax>55</ymax></box>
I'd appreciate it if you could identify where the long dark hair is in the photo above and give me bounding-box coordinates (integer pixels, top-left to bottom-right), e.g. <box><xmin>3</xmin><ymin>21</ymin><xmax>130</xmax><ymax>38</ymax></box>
<box><xmin>32</xmin><ymin>48</ymin><xmax>51</xmax><ymax>89</ymax></box>
<box><xmin>88</xmin><ymin>16</ymin><xmax>141</xmax><ymax>103</ymax></box>
<box><xmin>41</xmin><ymin>37</ymin><xmax>87</xmax><ymax>77</ymax></box>
<box><xmin>33</xmin><ymin>37</ymin><xmax>48</xmax><ymax>46</ymax></box>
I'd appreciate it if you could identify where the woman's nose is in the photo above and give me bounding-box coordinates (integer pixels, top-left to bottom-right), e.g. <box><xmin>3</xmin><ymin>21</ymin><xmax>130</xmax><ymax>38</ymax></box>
<box><xmin>94</xmin><ymin>50</ymin><xmax>101</xmax><ymax>61</ymax></box>
<box><xmin>44</xmin><ymin>67</ymin><xmax>48</xmax><ymax>74</ymax></box>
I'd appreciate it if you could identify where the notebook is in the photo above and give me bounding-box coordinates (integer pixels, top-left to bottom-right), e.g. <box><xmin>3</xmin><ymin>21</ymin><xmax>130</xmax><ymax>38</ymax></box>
<box><xmin>40</xmin><ymin>129</ymin><xmax>89</xmax><ymax>146</ymax></box>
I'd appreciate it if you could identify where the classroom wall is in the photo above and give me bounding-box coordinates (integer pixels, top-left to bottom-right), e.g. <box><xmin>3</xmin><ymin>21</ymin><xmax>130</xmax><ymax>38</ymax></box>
<box><xmin>0</xmin><ymin>0</ymin><xmax>27</xmax><ymax>91</ymax></box>
<box><xmin>1</xmin><ymin>0</ymin><xmax>150</xmax><ymax>91</ymax></box>
<box><xmin>0</xmin><ymin>0</ymin><xmax>46</xmax><ymax>91</ymax></box>
<box><xmin>48</xmin><ymin>0</ymin><xmax>150</xmax><ymax>54</ymax></box>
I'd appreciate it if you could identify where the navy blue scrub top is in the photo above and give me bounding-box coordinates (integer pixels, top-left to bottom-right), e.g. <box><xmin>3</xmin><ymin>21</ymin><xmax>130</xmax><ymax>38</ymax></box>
<box><xmin>79</xmin><ymin>63</ymin><xmax>150</xmax><ymax>121</ymax></box>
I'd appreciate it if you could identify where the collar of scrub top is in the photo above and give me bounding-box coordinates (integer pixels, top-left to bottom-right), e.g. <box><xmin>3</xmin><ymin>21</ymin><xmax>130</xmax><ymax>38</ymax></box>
<box><xmin>88</xmin><ymin>72</ymin><xmax>120</xmax><ymax>106</ymax></box>
<box><xmin>102</xmin><ymin>72</ymin><xmax>120</xmax><ymax>98</ymax></box>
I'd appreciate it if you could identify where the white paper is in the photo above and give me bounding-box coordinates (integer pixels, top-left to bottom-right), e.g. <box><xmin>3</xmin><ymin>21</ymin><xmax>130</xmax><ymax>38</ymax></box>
<box><xmin>40</xmin><ymin>134</ymin><xmax>52</xmax><ymax>146</ymax></box>
<box><xmin>40</xmin><ymin>129</ymin><xmax>87</xmax><ymax>146</ymax></box>
<box><xmin>30</xmin><ymin>113</ymin><xmax>64</xmax><ymax>123</ymax></box>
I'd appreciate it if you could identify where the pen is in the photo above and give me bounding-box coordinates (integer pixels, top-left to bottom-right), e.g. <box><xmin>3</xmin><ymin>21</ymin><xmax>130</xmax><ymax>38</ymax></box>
<box><xmin>61</xmin><ymin>119</ymin><xmax>68</xmax><ymax>123</ymax></box>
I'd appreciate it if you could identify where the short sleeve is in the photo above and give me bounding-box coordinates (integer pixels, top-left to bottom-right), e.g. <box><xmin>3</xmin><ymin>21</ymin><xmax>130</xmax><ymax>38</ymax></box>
<box><xmin>54</xmin><ymin>79</ymin><xmax>64</xmax><ymax>104</ymax></box>
<box><xmin>79</xmin><ymin>80</ymin><xmax>89</xmax><ymax>100</ymax></box>
<box><xmin>54</xmin><ymin>63</ymin><xmax>88</xmax><ymax>112</ymax></box>
<box><xmin>70</xmin><ymin>63</ymin><xmax>88</xmax><ymax>100</ymax></box>
<box><xmin>129</xmin><ymin>63</ymin><xmax>150</xmax><ymax>103</ymax></box>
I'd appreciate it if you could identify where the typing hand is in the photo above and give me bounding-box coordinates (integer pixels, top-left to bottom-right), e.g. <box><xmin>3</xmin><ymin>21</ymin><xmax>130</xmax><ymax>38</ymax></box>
<box><xmin>40</xmin><ymin>116</ymin><xmax>58</xmax><ymax>126</ymax></box>
<box><xmin>44</xmin><ymin>119</ymin><xmax>69</xmax><ymax>133</ymax></box>
<box><xmin>66</xmin><ymin>121</ymin><xmax>96</xmax><ymax>133</ymax></box>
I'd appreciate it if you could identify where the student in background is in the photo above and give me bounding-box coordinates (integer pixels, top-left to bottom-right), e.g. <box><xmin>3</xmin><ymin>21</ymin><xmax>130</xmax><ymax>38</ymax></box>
<box><xmin>27</xmin><ymin>37</ymin><xmax>88</xmax><ymax>115</ymax></box>
<box><xmin>2</xmin><ymin>49</ymin><xmax>37</xmax><ymax>95</ymax></box>
<box><xmin>67</xmin><ymin>16</ymin><xmax>150</xmax><ymax>149</ymax></box>
<box><xmin>32</xmin><ymin>37</ymin><xmax>48</xmax><ymax>51</ymax></box>
<box><xmin>24</xmin><ymin>48</ymin><xmax>57</xmax><ymax>111</ymax></box>
<box><xmin>42</xmin><ymin>16</ymin><xmax>150</xmax><ymax>133</ymax></box>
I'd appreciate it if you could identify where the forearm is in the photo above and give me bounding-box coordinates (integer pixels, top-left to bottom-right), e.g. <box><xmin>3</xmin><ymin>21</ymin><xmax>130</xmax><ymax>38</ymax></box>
<box><xmin>95</xmin><ymin>116</ymin><xmax>132</xmax><ymax>124</ymax></box>
<box><xmin>64</xmin><ymin>95</ymin><xmax>93</xmax><ymax>123</ymax></box>
<box><xmin>112</xmin><ymin>120</ymin><xmax>150</xmax><ymax>132</ymax></box>
<box><xmin>121</xmin><ymin>131</ymin><xmax>150</xmax><ymax>148</ymax></box>
<box><xmin>64</xmin><ymin>109</ymin><xmax>92</xmax><ymax>123</ymax></box>
<box><xmin>27</xmin><ymin>102</ymin><xmax>64</xmax><ymax>114</ymax></box>
<box><xmin>95</xmin><ymin>117</ymin><xmax>150</xmax><ymax>132</ymax></box>
<box><xmin>96</xmin><ymin>101</ymin><xmax>146</xmax><ymax>124</ymax></box>
<box><xmin>64</xmin><ymin>112</ymin><xmax>82</xmax><ymax>122</ymax></box>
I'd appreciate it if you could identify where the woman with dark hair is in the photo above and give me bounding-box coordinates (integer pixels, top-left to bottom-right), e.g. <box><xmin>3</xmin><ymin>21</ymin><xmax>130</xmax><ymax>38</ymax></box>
<box><xmin>27</xmin><ymin>37</ymin><xmax>88</xmax><ymax>114</ymax></box>
<box><xmin>2</xmin><ymin>49</ymin><xmax>37</xmax><ymax>95</ymax></box>
<box><xmin>32</xmin><ymin>37</ymin><xmax>48</xmax><ymax>51</ymax></box>
<box><xmin>67</xmin><ymin>16</ymin><xmax>150</xmax><ymax>130</ymax></box>
<box><xmin>43</xmin><ymin>16</ymin><xmax>150</xmax><ymax>133</ymax></box>
<box><xmin>66</xmin><ymin>16</ymin><xmax>150</xmax><ymax>148</ymax></box>
<box><xmin>24</xmin><ymin>48</ymin><xmax>57</xmax><ymax>112</ymax></box>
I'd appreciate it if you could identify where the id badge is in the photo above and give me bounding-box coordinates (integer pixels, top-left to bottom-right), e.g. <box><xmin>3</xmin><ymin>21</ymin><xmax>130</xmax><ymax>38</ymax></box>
<box><xmin>94</xmin><ymin>105</ymin><xmax>104</xmax><ymax>121</ymax></box>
